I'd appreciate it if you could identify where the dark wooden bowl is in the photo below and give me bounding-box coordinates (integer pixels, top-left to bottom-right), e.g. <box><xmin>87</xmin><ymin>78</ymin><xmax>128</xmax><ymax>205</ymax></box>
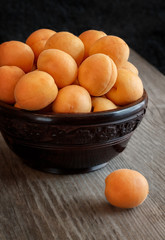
<box><xmin>0</xmin><ymin>90</ymin><xmax>148</xmax><ymax>174</ymax></box>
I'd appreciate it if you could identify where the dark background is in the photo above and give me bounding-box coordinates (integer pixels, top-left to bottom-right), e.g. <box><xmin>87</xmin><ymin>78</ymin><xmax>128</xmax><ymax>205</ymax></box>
<box><xmin>0</xmin><ymin>0</ymin><xmax>165</xmax><ymax>74</ymax></box>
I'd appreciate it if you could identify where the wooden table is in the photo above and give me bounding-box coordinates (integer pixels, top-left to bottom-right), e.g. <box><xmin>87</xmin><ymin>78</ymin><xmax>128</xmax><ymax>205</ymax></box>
<box><xmin>0</xmin><ymin>50</ymin><xmax>165</xmax><ymax>240</ymax></box>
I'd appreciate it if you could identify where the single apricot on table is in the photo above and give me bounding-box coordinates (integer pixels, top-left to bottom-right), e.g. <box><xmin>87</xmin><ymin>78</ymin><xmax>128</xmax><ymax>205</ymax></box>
<box><xmin>26</xmin><ymin>28</ymin><xmax>56</xmax><ymax>62</ymax></box>
<box><xmin>52</xmin><ymin>85</ymin><xmax>92</xmax><ymax>113</ymax></box>
<box><xmin>37</xmin><ymin>49</ymin><xmax>78</xmax><ymax>88</ymax></box>
<box><xmin>0</xmin><ymin>41</ymin><xmax>34</xmax><ymax>73</ymax></box>
<box><xmin>106</xmin><ymin>69</ymin><xmax>144</xmax><ymax>106</ymax></box>
<box><xmin>89</xmin><ymin>35</ymin><xmax>130</xmax><ymax>67</ymax></box>
<box><xmin>0</xmin><ymin>66</ymin><xmax>25</xmax><ymax>104</ymax></box>
<box><xmin>78</xmin><ymin>53</ymin><xmax>117</xmax><ymax>96</ymax></box>
<box><xmin>14</xmin><ymin>70</ymin><xmax>58</xmax><ymax>111</ymax></box>
<box><xmin>105</xmin><ymin>169</ymin><xmax>149</xmax><ymax>208</ymax></box>
<box><xmin>44</xmin><ymin>31</ymin><xmax>85</xmax><ymax>65</ymax></box>
<box><xmin>79</xmin><ymin>29</ymin><xmax>107</xmax><ymax>59</ymax></box>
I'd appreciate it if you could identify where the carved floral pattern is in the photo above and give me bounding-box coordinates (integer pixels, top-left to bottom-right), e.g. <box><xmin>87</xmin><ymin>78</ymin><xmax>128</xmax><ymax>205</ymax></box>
<box><xmin>0</xmin><ymin>111</ymin><xmax>145</xmax><ymax>146</ymax></box>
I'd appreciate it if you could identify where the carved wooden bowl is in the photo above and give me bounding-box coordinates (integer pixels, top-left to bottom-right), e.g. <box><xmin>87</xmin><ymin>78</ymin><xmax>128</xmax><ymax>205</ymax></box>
<box><xmin>0</xmin><ymin>90</ymin><xmax>148</xmax><ymax>174</ymax></box>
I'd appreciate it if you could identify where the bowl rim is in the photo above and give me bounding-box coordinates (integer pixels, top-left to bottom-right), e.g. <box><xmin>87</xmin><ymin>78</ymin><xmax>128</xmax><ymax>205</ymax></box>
<box><xmin>0</xmin><ymin>89</ymin><xmax>148</xmax><ymax>124</ymax></box>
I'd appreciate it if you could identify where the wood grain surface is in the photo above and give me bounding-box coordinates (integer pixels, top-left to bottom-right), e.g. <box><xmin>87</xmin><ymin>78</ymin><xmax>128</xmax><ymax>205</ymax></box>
<box><xmin>0</xmin><ymin>50</ymin><xmax>165</xmax><ymax>240</ymax></box>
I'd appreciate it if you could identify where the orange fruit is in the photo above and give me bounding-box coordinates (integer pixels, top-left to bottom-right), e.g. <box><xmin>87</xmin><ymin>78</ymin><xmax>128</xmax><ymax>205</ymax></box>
<box><xmin>26</xmin><ymin>28</ymin><xmax>56</xmax><ymax>62</ymax></box>
<box><xmin>79</xmin><ymin>29</ymin><xmax>107</xmax><ymax>59</ymax></box>
<box><xmin>92</xmin><ymin>97</ymin><xmax>117</xmax><ymax>112</ymax></box>
<box><xmin>14</xmin><ymin>70</ymin><xmax>58</xmax><ymax>111</ymax></box>
<box><xmin>0</xmin><ymin>66</ymin><xmax>25</xmax><ymax>104</ymax></box>
<box><xmin>44</xmin><ymin>31</ymin><xmax>84</xmax><ymax>65</ymax></box>
<box><xmin>119</xmin><ymin>61</ymin><xmax>139</xmax><ymax>75</ymax></box>
<box><xmin>106</xmin><ymin>69</ymin><xmax>143</xmax><ymax>106</ymax></box>
<box><xmin>52</xmin><ymin>85</ymin><xmax>92</xmax><ymax>113</ymax></box>
<box><xmin>37</xmin><ymin>49</ymin><xmax>78</xmax><ymax>88</ymax></box>
<box><xmin>105</xmin><ymin>169</ymin><xmax>149</xmax><ymax>208</ymax></box>
<box><xmin>89</xmin><ymin>35</ymin><xmax>130</xmax><ymax>67</ymax></box>
<box><xmin>0</xmin><ymin>41</ymin><xmax>34</xmax><ymax>73</ymax></box>
<box><xmin>78</xmin><ymin>53</ymin><xmax>117</xmax><ymax>96</ymax></box>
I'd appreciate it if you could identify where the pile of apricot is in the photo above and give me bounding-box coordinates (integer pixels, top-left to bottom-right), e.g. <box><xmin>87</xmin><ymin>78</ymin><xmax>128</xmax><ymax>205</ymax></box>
<box><xmin>0</xmin><ymin>28</ymin><xmax>144</xmax><ymax>113</ymax></box>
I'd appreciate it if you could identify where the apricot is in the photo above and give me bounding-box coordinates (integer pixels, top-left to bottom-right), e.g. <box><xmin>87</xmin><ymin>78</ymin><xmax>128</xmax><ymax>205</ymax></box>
<box><xmin>79</xmin><ymin>29</ymin><xmax>107</xmax><ymax>59</ymax></box>
<box><xmin>92</xmin><ymin>97</ymin><xmax>117</xmax><ymax>112</ymax></box>
<box><xmin>44</xmin><ymin>31</ymin><xmax>84</xmax><ymax>65</ymax></box>
<box><xmin>106</xmin><ymin>69</ymin><xmax>143</xmax><ymax>106</ymax></box>
<box><xmin>52</xmin><ymin>85</ymin><xmax>92</xmax><ymax>113</ymax></box>
<box><xmin>26</xmin><ymin>28</ymin><xmax>56</xmax><ymax>62</ymax></box>
<box><xmin>89</xmin><ymin>35</ymin><xmax>130</xmax><ymax>67</ymax></box>
<box><xmin>0</xmin><ymin>66</ymin><xmax>25</xmax><ymax>104</ymax></box>
<box><xmin>14</xmin><ymin>70</ymin><xmax>58</xmax><ymax>111</ymax></box>
<box><xmin>0</xmin><ymin>41</ymin><xmax>34</xmax><ymax>73</ymax></box>
<box><xmin>78</xmin><ymin>53</ymin><xmax>117</xmax><ymax>96</ymax></box>
<box><xmin>119</xmin><ymin>61</ymin><xmax>139</xmax><ymax>75</ymax></box>
<box><xmin>37</xmin><ymin>49</ymin><xmax>78</xmax><ymax>88</ymax></box>
<box><xmin>105</xmin><ymin>169</ymin><xmax>149</xmax><ymax>208</ymax></box>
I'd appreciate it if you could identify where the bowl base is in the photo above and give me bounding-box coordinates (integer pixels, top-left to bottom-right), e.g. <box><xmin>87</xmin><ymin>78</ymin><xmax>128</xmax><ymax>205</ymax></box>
<box><xmin>24</xmin><ymin>162</ymin><xmax>108</xmax><ymax>174</ymax></box>
<box><xmin>2</xmin><ymin>132</ymin><xmax>130</xmax><ymax>174</ymax></box>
